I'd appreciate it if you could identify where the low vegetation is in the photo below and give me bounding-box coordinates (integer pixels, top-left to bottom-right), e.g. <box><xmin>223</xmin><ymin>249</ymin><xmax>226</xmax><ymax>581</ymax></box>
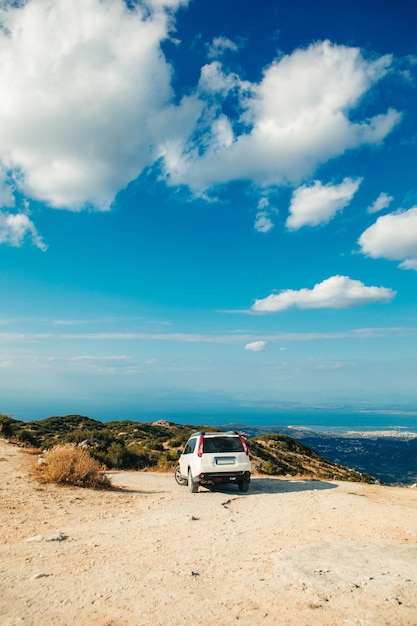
<box><xmin>33</xmin><ymin>443</ymin><xmax>111</xmax><ymax>489</ymax></box>
<box><xmin>1</xmin><ymin>413</ymin><xmax>377</xmax><ymax>484</ymax></box>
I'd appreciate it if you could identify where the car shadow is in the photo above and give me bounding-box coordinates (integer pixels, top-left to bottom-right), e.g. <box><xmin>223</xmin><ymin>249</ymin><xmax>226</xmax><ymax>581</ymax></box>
<box><xmin>107</xmin><ymin>470</ymin><xmax>339</xmax><ymax>496</ymax></box>
<box><xmin>201</xmin><ymin>476</ymin><xmax>338</xmax><ymax>495</ymax></box>
<box><xmin>251</xmin><ymin>476</ymin><xmax>338</xmax><ymax>493</ymax></box>
<box><xmin>109</xmin><ymin>485</ymin><xmax>167</xmax><ymax>495</ymax></box>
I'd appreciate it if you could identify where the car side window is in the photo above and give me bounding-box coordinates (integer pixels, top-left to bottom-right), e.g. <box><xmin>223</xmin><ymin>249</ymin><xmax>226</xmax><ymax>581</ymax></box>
<box><xmin>183</xmin><ymin>438</ymin><xmax>197</xmax><ymax>455</ymax></box>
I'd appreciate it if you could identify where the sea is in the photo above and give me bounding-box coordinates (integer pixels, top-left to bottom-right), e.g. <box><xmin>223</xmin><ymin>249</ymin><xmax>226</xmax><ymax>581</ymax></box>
<box><xmin>156</xmin><ymin>406</ymin><xmax>417</xmax><ymax>435</ymax></box>
<box><xmin>10</xmin><ymin>401</ymin><xmax>417</xmax><ymax>434</ymax></box>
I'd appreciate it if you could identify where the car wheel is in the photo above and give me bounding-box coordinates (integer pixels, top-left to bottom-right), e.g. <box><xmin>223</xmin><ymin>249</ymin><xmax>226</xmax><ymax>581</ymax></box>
<box><xmin>238</xmin><ymin>480</ymin><xmax>250</xmax><ymax>492</ymax></box>
<box><xmin>188</xmin><ymin>469</ymin><xmax>198</xmax><ymax>493</ymax></box>
<box><xmin>174</xmin><ymin>464</ymin><xmax>188</xmax><ymax>486</ymax></box>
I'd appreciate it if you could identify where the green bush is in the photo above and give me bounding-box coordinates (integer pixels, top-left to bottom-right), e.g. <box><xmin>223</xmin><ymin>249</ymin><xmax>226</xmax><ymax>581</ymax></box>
<box><xmin>15</xmin><ymin>428</ymin><xmax>40</xmax><ymax>448</ymax></box>
<box><xmin>263</xmin><ymin>460</ymin><xmax>278</xmax><ymax>475</ymax></box>
<box><xmin>106</xmin><ymin>442</ymin><xmax>133</xmax><ymax>468</ymax></box>
<box><xmin>0</xmin><ymin>414</ymin><xmax>15</xmax><ymax>438</ymax></box>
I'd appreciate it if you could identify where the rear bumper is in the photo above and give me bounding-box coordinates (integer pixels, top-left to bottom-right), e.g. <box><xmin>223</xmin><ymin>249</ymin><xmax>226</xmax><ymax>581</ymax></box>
<box><xmin>196</xmin><ymin>470</ymin><xmax>251</xmax><ymax>485</ymax></box>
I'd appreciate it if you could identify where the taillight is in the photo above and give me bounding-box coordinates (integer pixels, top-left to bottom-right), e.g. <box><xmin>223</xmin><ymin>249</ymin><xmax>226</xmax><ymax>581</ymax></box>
<box><xmin>197</xmin><ymin>435</ymin><xmax>204</xmax><ymax>457</ymax></box>
<box><xmin>239</xmin><ymin>434</ymin><xmax>249</xmax><ymax>456</ymax></box>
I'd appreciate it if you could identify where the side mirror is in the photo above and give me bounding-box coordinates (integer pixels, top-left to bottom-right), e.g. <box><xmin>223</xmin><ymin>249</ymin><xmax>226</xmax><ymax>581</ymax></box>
<box><xmin>177</xmin><ymin>449</ymin><xmax>182</xmax><ymax>456</ymax></box>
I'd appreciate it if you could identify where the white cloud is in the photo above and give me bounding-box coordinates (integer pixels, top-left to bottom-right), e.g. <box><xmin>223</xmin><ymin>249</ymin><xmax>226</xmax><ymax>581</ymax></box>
<box><xmin>399</xmin><ymin>259</ymin><xmax>417</xmax><ymax>272</ymax></box>
<box><xmin>358</xmin><ymin>206</ymin><xmax>417</xmax><ymax>270</ymax></box>
<box><xmin>0</xmin><ymin>0</ymin><xmax>182</xmax><ymax>210</ymax></box>
<box><xmin>254</xmin><ymin>197</ymin><xmax>276</xmax><ymax>233</ymax></box>
<box><xmin>207</xmin><ymin>36</ymin><xmax>239</xmax><ymax>59</ymax></box>
<box><xmin>251</xmin><ymin>275</ymin><xmax>395</xmax><ymax>312</ymax></box>
<box><xmin>254</xmin><ymin>212</ymin><xmax>274</xmax><ymax>233</ymax></box>
<box><xmin>286</xmin><ymin>177</ymin><xmax>362</xmax><ymax>230</ymax></box>
<box><xmin>144</xmin><ymin>0</ymin><xmax>189</xmax><ymax>8</ymax></box>
<box><xmin>367</xmin><ymin>191</ymin><xmax>393</xmax><ymax>214</ymax></box>
<box><xmin>0</xmin><ymin>166</ymin><xmax>15</xmax><ymax>208</ymax></box>
<box><xmin>163</xmin><ymin>41</ymin><xmax>400</xmax><ymax>192</ymax></box>
<box><xmin>0</xmin><ymin>4</ymin><xmax>403</xmax><ymax>229</ymax></box>
<box><xmin>0</xmin><ymin>211</ymin><xmax>47</xmax><ymax>250</ymax></box>
<box><xmin>0</xmin><ymin>325</ymin><xmax>412</xmax><ymax>347</ymax></box>
<box><xmin>68</xmin><ymin>355</ymin><xmax>131</xmax><ymax>362</ymax></box>
<box><xmin>244</xmin><ymin>341</ymin><xmax>266</xmax><ymax>352</ymax></box>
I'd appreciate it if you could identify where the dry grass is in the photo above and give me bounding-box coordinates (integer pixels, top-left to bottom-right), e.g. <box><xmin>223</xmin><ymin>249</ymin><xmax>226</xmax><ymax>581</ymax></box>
<box><xmin>33</xmin><ymin>443</ymin><xmax>111</xmax><ymax>489</ymax></box>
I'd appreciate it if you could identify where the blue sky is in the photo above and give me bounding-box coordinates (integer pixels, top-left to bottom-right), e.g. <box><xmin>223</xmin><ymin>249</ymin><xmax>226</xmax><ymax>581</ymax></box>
<box><xmin>1</xmin><ymin>0</ymin><xmax>417</xmax><ymax>422</ymax></box>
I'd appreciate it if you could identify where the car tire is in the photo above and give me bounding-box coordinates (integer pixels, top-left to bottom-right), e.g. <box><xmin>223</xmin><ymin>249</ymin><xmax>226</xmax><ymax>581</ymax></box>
<box><xmin>188</xmin><ymin>469</ymin><xmax>198</xmax><ymax>493</ymax></box>
<box><xmin>238</xmin><ymin>480</ymin><xmax>250</xmax><ymax>492</ymax></box>
<box><xmin>174</xmin><ymin>464</ymin><xmax>188</xmax><ymax>486</ymax></box>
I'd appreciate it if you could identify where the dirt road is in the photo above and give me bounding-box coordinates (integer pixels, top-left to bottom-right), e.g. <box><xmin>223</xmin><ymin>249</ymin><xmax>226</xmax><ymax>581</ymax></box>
<box><xmin>1</xmin><ymin>440</ymin><xmax>417</xmax><ymax>625</ymax></box>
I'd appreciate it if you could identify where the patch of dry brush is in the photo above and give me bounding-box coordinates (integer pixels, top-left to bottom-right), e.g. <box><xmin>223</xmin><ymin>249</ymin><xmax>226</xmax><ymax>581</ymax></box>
<box><xmin>33</xmin><ymin>443</ymin><xmax>111</xmax><ymax>489</ymax></box>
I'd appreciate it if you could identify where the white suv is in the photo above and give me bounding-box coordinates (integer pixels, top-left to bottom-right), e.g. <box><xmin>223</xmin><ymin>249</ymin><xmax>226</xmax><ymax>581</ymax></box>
<box><xmin>174</xmin><ymin>431</ymin><xmax>251</xmax><ymax>493</ymax></box>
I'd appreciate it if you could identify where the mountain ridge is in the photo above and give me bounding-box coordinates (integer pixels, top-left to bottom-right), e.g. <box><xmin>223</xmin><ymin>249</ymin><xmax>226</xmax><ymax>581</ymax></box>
<box><xmin>0</xmin><ymin>413</ymin><xmax>376</xmax><ymax>484</ymax></box>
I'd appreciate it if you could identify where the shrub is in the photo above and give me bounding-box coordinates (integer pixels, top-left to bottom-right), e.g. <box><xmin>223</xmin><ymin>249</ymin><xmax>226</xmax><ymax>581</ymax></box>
<box><xmin>15</xmin><ymin>428</ymin><xmax>41</xmax><ymax>448</ymax></box>
<box><xmin>155</xmin><ymin>452</ymin><xmax>178</xmax><ymax>471</ymax></box>
<box><xmin>261</xmin><ymin>460</ymin><xmax>285</xmax><ymax>476</ymax></box>
<box><xmin>92</xmin><ymin>441</ymin><xmax>140</xmax><ymax>469</ymax></box>
<box><xmin>0</xmin><ymin>414</ymin><xmax>14</xmax><ymax>438</ymax></box>
<box><xmin>104</xmin><ymin>441</ymin><xmax>137</xmax><ymax>469</ymax></box>
<box><xmin>134</xmin><ymin>450</ymin><xmax>159</xmax><ymax>469</ymax></box>
<box><xmin>34</xmin><ymin>443</ymin><xmax>111</xmax><ymax>489</ymax></box>
<box><xmin>167</xmin><ymin>436</ymin><xmax>188</xmax><ymax>448</ymax></box>
<box><xmin>263</xmin><ymin>460</ymin><xmax>278</xmax><ymax>475</ymax></box>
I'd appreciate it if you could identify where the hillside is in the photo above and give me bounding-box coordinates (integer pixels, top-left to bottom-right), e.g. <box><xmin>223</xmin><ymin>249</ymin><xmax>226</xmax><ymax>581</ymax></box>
<box><xmin>0</xmin><ymin>413</ymin><xmax>375</xmax><ymax>483</ymax></box>
<box><xmin>291</xmin><ymin>431</ymin><xmax>417</xmax><ymax>485</ymax></box>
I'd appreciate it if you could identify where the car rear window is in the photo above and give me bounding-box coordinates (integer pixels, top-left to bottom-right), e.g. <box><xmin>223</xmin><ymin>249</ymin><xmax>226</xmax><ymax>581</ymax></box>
<box><xmin>203</xmin><ymin>437</ymin><xmax>244</xmax><ymax>453</ymax></box>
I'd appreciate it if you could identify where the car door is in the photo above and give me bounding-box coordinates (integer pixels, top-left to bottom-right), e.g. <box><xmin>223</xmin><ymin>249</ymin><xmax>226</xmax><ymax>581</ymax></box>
<box><xmin>179</xmin><ymin>437</ymin><xmax>197</xmax><ymax>476</ymax></box>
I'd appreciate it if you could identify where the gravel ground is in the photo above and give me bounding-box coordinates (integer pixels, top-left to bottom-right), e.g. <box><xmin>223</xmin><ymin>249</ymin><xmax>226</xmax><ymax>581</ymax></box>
<box><xmin>1</xmin><ymin>440</ymin><xmax>417</xmax><ymax>626</ymax></box>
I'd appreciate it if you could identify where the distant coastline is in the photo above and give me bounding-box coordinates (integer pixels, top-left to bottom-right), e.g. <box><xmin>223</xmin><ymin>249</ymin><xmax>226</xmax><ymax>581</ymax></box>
<box><xmin>164</xmin><ymin>406</ymin><xmax>417</xmax><ymax>435</ymax></box>
<box><xmin>7</xmin><ymin>403</ymin><xmax>417</xmax><ymax>434</ymax></box>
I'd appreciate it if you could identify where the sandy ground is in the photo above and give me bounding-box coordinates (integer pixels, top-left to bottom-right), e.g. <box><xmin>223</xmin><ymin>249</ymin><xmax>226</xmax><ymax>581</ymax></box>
<box><xmin>1</xmin><ymin>440</ymin><xmax>417</xmax><ymax>626</ymax></box>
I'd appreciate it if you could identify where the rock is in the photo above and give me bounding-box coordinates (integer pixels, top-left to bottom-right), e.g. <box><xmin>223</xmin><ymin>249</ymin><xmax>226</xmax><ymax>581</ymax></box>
<box><xmin>27</xmin><ymin>533</ymin><xmax>67</xmax><ymax>542</ymax></box>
